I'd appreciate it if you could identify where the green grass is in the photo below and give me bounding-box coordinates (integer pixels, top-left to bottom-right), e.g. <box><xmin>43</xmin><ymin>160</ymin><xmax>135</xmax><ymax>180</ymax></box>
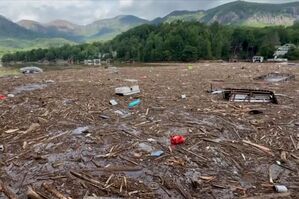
<box><xmin>0</xmin><ymin>67</ymin><xmax>20</xmax><ymax>77</ymax></box>
<box><xmin>0</xmin><ymin>37</ymin><xmax>77</xmax><ymax>57</ymax></box>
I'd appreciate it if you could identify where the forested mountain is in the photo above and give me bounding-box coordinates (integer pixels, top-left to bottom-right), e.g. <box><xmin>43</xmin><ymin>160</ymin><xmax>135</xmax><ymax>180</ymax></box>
<box><xmin>17</xmin><ymin>15</ymin><xmax>149</xmax><ymax>42</ymax></box>
<box><xmin>151</xmin><ymin>1</ymin><xmax>299</xmax><ymax>26</ymax></box>
<box><xmin>16</xmin><ymin>1</ymin><xmax>299</xmax><ymax>43</ymax></box>
<box><xmin>151</xmin><ymin>10</ymin><xmax>205</xmax><ymax>24</ymax></box>
<box><xmin>0</xmin><ymin>15</ymin><xmax>42</xmax><ymax>39</ymax></box>
<box><xmin>3</xmin><ymin>21</ymin><xmax>299</xmax><ymax>63</ymax></box>
<box><xmin>0</xmin><ymin>16</ymin><xmax>75</xmax><ymax>55</ymax></box>
<box><xmin>1</xmin><ymin>1</ymin><xmax>299</xmax><ymax>56</ymax></box>
<box><xmin>0</xmin><ymin>14</ymin><xmax>149</xmax><ymax>55</ymax></box>
<box><xmin>18</xmin><ymin>20</ymin><xmax>83</xmax><ymax>41</ymax></box>
<box><xmin>77</xmin><ymin>15</ymin><xmax>149</xmax><ymax>41</ymax></box>
<box><xmin>201</xmin><ymin>1</ymin><xmax>299</xmax><ymax>26</ymax></box>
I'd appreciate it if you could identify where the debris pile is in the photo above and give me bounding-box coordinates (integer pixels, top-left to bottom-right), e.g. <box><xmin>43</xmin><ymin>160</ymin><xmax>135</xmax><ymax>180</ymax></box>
<box><xmin>0</xmin><ymin>63</ymin><xmax>298</xmax><ymax>198</ymax></box>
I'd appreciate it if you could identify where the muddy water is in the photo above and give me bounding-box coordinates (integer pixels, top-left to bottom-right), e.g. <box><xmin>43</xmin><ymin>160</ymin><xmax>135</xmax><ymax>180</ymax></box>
<box><xmin>11</xmin><ymin>83</ymin><xmax>47</xmax><ymax>94</ymax></box>
<box><xmin>1</xmin><ymin>63</ymin><xmax>298</xmax><ymax>198</ymax></box>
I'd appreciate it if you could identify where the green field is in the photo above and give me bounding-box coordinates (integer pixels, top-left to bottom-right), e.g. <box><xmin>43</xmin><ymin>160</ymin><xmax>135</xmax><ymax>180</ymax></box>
<box><xmin>0</xmin><ymin>67</ymin><xmax>20</xmax><ymax>77</ymax></box>
<box><xmin>0</xmin><ymin>38</ymin><xmax>77</xmax><ymax>57</ymax></box>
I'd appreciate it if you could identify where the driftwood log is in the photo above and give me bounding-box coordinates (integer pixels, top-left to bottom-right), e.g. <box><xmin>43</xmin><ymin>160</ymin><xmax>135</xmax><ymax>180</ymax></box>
<box><xmin>42</xmin><ymin>182</ymin><xmax>71</xmax><ymax>199</ymax></box>
<box><xmin>27</xmin><ymin>186</ymin><xmax>44</xmax><ymax>199</ymax></box>
<box><xmin>0</xmin><ymin>181</ymin><xmax>17</xmax><ymax>199</ymax></box>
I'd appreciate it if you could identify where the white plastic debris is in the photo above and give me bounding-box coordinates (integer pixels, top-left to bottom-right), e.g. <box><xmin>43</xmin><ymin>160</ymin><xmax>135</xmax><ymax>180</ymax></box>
<box><xmin>147</xmin><ymin>138</ymin><xmax>156</xmax><ymax>142</ymax></box>
<box><xmin>115</xmin><ymin>85</ymin><xmax>140</xmax><ymax>96</ymax></box>
<box><xmin>0</xmin><ymin>144</ymin><xmax>4</xmax><ymax>152</ymax></box>
<box><xmin>114</xmin><ymin>110</ymin><xmax>131</xmax><ymax>118</ymax></box>
<box><xmin>124</xmin><ymin>79</ymin><xmax>138</xmax><ymax>82</ymax></box>
<box><xmin>109</xmin><ymin>99</ymin><xmax>118</xmax><ymax>106</ymax></box>
<box><xmin>181</xmin><ymin>94</ymin><xmax>186</xmax><ymax>99</ymax></box>
<box><xmin>7</xmin><ymin>94</ymin><xmax>15</xmax><ymax>98</ymax></box>
<box><xmin>274</xmin><ymin>185</ymin><xmax>288</xmax><ymax>193</ymax></box>
<box><xmin>20</xmin><ymin>66</ymin><xmax>43</xmax><ymax>74</ymax></box>
<box><xmin>114</xmin><ymin>110</ymin><xmax>123</xmax><ymax>115</ymax></box>
<box><xmin>72</xmin><ymin>126</ymin><xmax>89</xmax><ymax>135</ymax></box>
<box><xmin>46</xmin><ymin>80</ymin><xmax>55</xmax><ymax>83</ymax></box>
<box><xmin>212</xmin><ymin>90</ymin><xmax>223</xmax><ymax>94</ymax></box>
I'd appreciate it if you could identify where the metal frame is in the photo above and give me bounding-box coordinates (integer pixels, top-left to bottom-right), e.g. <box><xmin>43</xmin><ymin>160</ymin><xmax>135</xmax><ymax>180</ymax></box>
<box><xmin>223</xmin><ymin>88</ymin><xmax>278</xmax><ymax>104</ymax></box>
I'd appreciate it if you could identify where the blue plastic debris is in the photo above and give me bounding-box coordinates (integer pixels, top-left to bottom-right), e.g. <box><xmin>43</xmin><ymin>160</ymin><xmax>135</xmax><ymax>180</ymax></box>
<box><xmin>128</xmin><ymin>99</ymin><xmax>141</xmax><ymax>108</ymax></box>
<box><xmin>151</xmin><ymin>150</ymin><xmax>164</xmax><ymax>157</ymax></box>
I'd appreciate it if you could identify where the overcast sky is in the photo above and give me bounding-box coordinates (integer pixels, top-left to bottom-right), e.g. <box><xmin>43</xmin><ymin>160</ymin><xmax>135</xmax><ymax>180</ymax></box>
<box><xmin>1</xmin><ymin>0</ymin><xmax>298</xmax><ymax>25</ymax></box>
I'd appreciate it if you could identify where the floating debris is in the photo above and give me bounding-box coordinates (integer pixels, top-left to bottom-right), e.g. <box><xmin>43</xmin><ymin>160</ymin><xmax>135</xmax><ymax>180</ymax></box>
<box><xmin>274</xmin><ymin>185</ymin><xmax>288</xmax><ymax>193</ymax></box>
<box><xmin>20</xmin><ymin>66</ymin><xmax>43</xmax><ymax>74</ymax></box>
<box><xmin>151</xmin><ymin>150</ymin><xmax>164</xmax><ymax>157</ymax></box>
<box><xmin>114</xmin><ymin>110</ymin><xmax>131</xmax><ymax>118</ymax></box>
<box><xmin>72</xmin><ymin>126</ymin><xmax>89</xmax><ymax>135</ymax></box>
<box><xmin>115</xmin><ymin>85</ymin><xmax>140</xmax><ymax>96</ymax></box>
<box><xmin>254</xmin><ymin>72</ymin><xmax>295</xmax><ymax>82</ymax></box>
<box><xmin>7</xmin><ymin>94</ymin><xmax>14</xmax><ymax>98</ymax></box>
<box><xmin>0</xmin><ymin>94</ymin><xmax>6</xmax><ymax>100</ymax></box>
<box><xmin>171</xmin><ymin>135</ymin><xmax>186</xmax><ymax>145</ymax></box>
<box><xmin>128</xmin><ymin>99</ymin><xmax>141</xmax><ymax>108</ymax></box>
<box><xmin>223</xmin><ymin>88</ymin><xmax>278</xmax><ymax>104</ymax></box>
<box><xmin>109</xmin><ymin>99</ymin><xmax>118</xmax><ymax>106</ymax></box>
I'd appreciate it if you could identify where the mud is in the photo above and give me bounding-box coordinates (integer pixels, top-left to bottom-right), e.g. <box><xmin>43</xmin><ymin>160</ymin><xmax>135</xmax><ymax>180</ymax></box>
<box><xmin>0</xmin><ymin>62</ymin><xmax>298</xmax><ymax>199</ymax></box>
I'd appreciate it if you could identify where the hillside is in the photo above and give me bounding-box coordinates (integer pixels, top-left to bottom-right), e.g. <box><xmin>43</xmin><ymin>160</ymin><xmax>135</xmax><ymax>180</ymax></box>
<box><xmin>0</xmin><ymin>15</ymin><xmax>42</xmax><ymax>39</ymax></box>
<box><xmin>151</xmin><ymin>1</ymin><xmax>299</xmax><ymax>27</ymax></box>
<box><xmin>4</xmin><ymin>20</ymin><xmax>299</xmax><ymax>63</ymax></box>
<box><xmin>0</xmin><ymin>14</ymin><xmax>148</xmax><ymax>55</ymax></box>
<box><xmin>17</xmin><ymin>20</ymin><xmax>48</xmax><ymax>34</ymax></box>
<box><xmin>151</xmin><ymin>10</ymin><xmax>204</xmax><ymax>24</ymax></box>
<box><xmin>0</xmin><ymin>16</ymin><xmax>76</xmax><ymax>56</ymax></box>
<box><xmin>18</xmin><ymin>19</ymin><xmax>83</xmax><ymax>42</ymax></box>
<box><xmin>201</xmin><ymin>1</ymin><xmax>299</xmax><ymax>26</ymax></box>
<box><xmin>0</xmin><ymin>17</ymin><xmax>77</xmax><ymax>56</ymax></box>
<box><xmin>78</xmin><ymin>15</ymin><xmax>149</xmax><ymax>41</ymax></box>
<box><xmin>45</xmin><ymin>20</ymin><xmax>79</xmax><ymax>33</ymax></box>
<box><xmin>18</xmin><ymin>15</ymin><xmax>149</xmax><ymax>42</ymax></box>
<box><xmin>2</xmin><ymin>1</ymin><xmax>299</xmax><ymax>56</ymax></box>
<box><xmin>15</xmin><ymin>1</ymin><xmax>299</xmax><ymax>42</ymax></box>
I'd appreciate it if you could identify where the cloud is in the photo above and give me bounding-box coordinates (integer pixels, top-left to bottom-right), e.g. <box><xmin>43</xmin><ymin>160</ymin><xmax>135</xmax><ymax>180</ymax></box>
<box><xmin>0</xmin><ymin>0</ymin><xmax>298</xmax><ymax>24</ymax></box>
<box><xmin>119</xmin><ymin>0</ymin><xmax>134</xmax><ymax>8</ymax></box>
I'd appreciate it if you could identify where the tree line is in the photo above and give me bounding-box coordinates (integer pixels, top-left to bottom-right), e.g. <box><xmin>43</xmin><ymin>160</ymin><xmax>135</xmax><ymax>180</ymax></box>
<box><xmin>2</xmin><ymin>21</ymin><xmax>299</xmax><ymax>63</ymax></box>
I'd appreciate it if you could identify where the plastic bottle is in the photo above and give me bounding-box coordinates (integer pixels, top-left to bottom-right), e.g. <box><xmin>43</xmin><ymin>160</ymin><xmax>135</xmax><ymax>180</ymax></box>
<box><xmin>128</xmin><ymin>99</ymin><xmax>141</xmax><ymax>108</ymax></box>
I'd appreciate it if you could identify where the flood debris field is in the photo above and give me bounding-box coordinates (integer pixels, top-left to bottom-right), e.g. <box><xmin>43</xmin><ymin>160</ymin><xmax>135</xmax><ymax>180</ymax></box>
<box><xmin>0</xmin><ymin>63</ymin><xmax>299</xmax><ymax>199</ymax></box>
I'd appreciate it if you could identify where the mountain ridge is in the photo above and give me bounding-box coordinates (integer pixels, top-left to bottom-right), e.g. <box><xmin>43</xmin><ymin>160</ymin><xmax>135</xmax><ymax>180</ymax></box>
<box><xmin>1</xmin><ymin>1</ymin><xmax>299</xmax><ymax>56</ymax></box>
<box><xmin>15</xmin><ymin>1</ymin><xmax>299</xmax><ymax>41</ymax></box>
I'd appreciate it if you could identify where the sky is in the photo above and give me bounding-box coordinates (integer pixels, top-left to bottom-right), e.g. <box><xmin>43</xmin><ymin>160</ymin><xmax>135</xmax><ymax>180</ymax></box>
<box><xmin>0</xmin><ymin>0</ymin><xmax>298</xmax><ymax>25</ymax></box>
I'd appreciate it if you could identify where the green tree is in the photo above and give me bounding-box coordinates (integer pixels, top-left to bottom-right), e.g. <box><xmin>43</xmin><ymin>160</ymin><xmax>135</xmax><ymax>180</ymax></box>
<box><xmin>286</xmin><ymin>47</ymin><xmax>299</xmax><ymax>60</ymax></box>
<box><xmin>45</xmin><ymin>50</ymin><xmax>55</xmax><ymax>61</ymax></box>
<box><xmin>182</xmin><ymin>45</ymin><xmax>198</xmax><ymax>62</ymax></box>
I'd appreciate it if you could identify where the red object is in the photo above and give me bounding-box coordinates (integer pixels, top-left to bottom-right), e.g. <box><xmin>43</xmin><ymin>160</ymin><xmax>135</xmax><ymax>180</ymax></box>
<box><xmin>0</xmin><ymin>95</ymin><xmax>6</xmax><ymax>100</ymax></box>
<box><xmin>171</xmin><ymin>135</ymin><xmax>186</xmax><ymax>145</ymax></box>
